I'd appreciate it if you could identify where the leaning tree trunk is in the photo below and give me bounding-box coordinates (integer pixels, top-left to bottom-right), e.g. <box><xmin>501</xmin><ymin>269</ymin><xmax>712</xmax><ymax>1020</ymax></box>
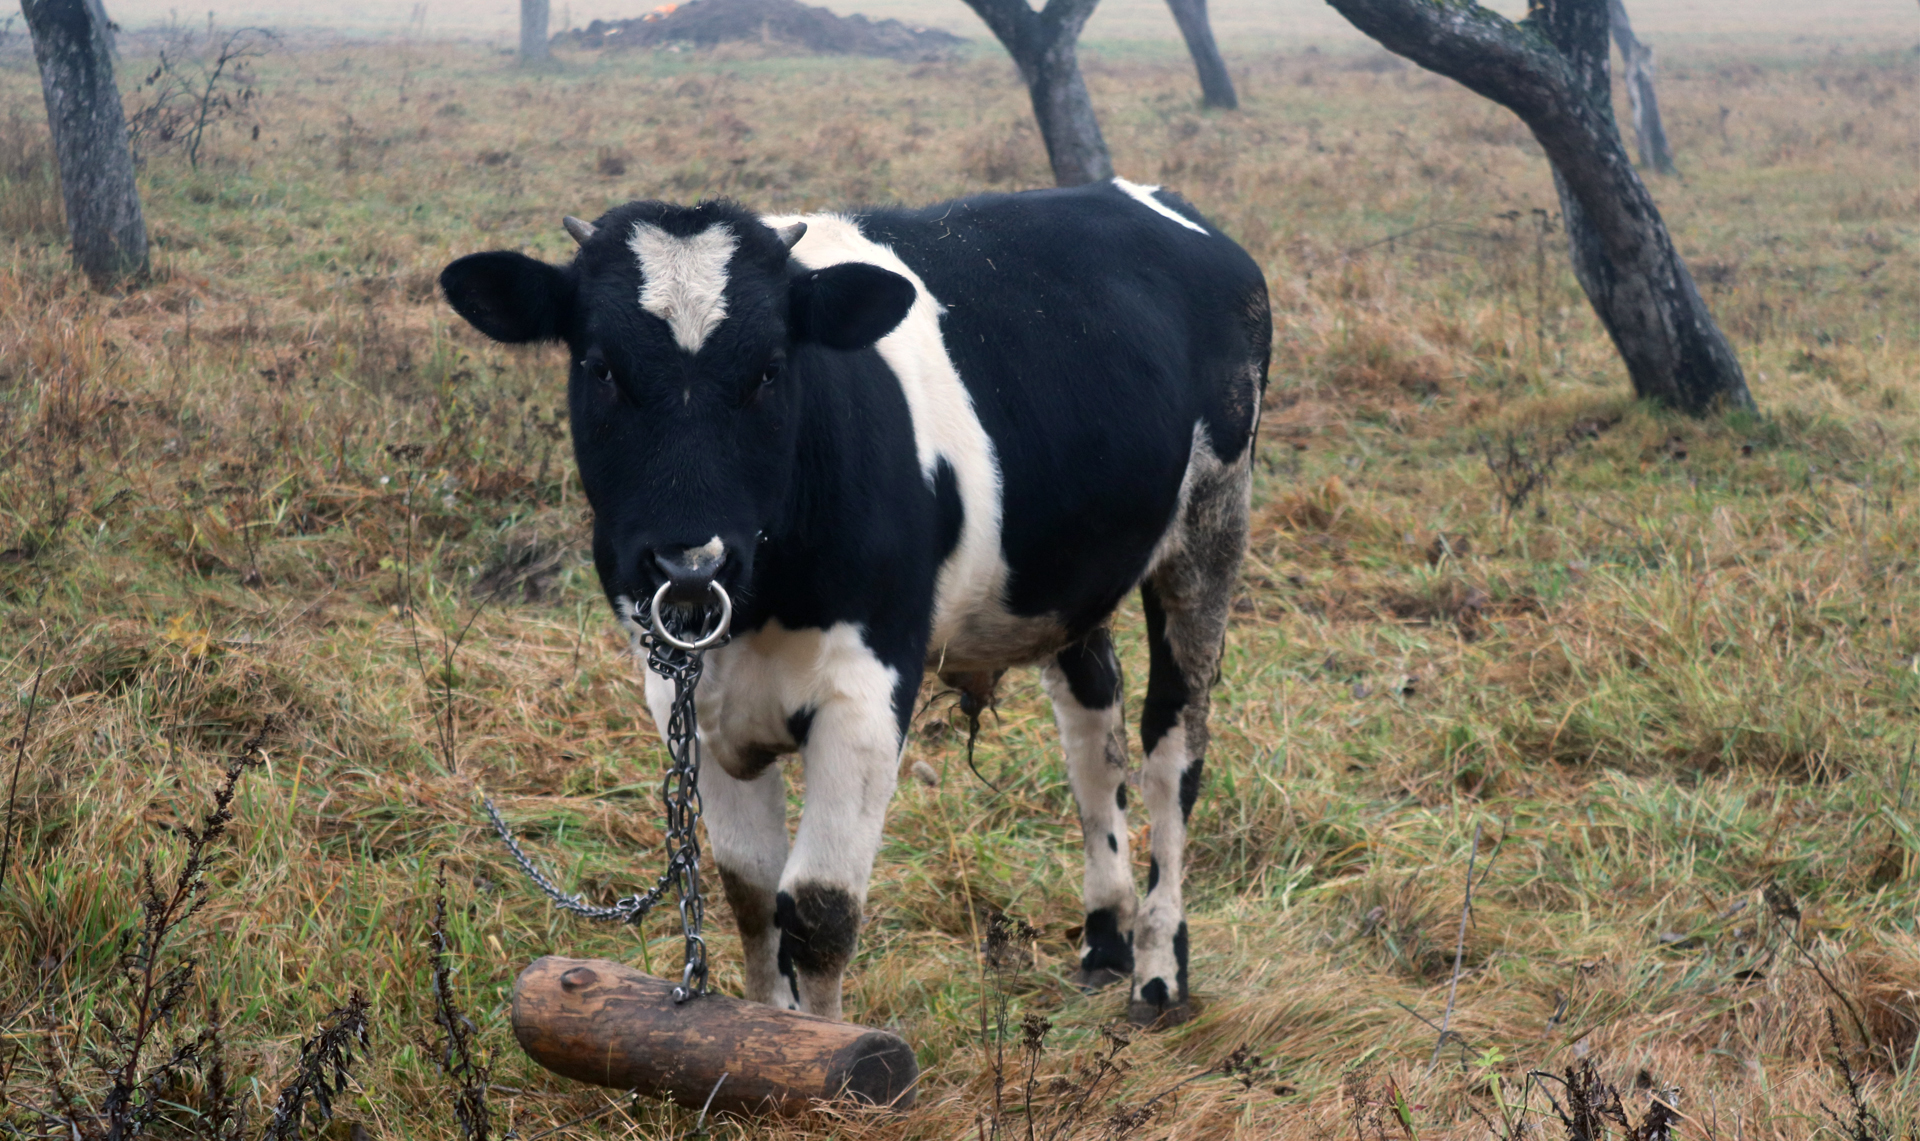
<box><xmin>1325</xmin><ymin>0</ymin><xmax>1750</xmax><ymax>414</ymax></box>
<box><xmin>961</xmin><ymin>0</ymin><xmax>1113</xmax><ymax>186</ymax></box>
<box><xmin>81</xmin><ymin>0</ymin><xmax>114</xmax><ymax>55</ymax></box>
<box><xmin>1165</xmin><ymin>0</ymin><xmax>1237</xmax><ymax>109</ymax></box>
<box><xmin>1608</xmin><ymin>0</ymin><xmax>1674</xmax><ymax>174</ymax></box>
<box><xmin>520</xmin><ymin>0</ymin><xmax>551</xmax><ymax>63</ymax></box>
<box><xmin>20</xmin><ymin>0</ymin><xmax>148</xmax><ymax>290</ymax></box>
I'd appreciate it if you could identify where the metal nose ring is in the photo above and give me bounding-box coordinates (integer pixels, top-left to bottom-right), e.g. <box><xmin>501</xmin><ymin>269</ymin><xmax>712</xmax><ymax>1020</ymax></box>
<box><xmin>649</xmin><ymin>580</ymin><xmax>732</xmax><ymax>651</ymax></box>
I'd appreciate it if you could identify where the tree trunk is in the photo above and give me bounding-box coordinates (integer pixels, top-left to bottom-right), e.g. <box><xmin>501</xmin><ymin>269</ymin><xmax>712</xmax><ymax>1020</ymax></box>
<box><xmin>81</xmin><ymin>0</ymin><xmax>113</xmax><ymax>55</ymax></box>
<box><xmin>1608</xmin><ymin>0</ymin><xmax>1674</xmax><ymax>174</ymax></box>
<box><xmin>1324</xmin><ymin>0</ymin><xmax>1751</xmax><ymax>414</ymax></box>
<box><xmin>1165</xmin><ymin>0</ymin><xmax>1237</xmax><ymax>109</ymax></box>
<box><xmin>961</xmin><ymin>0</ymin><xmax>1114</xmax><ymax>186</ymax></box>
<box><xmin>20</xmin><ymin>0</ymin><xmax>148</xmax><ymax>291</ymax></box>
<box><xmin>520</xmin><ymin>0</ymin><xmax>551</xmax><ymax>63</ymax></box>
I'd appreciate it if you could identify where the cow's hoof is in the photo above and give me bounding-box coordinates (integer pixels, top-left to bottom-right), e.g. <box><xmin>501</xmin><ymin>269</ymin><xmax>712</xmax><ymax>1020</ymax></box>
<box><xmin>1126</xmin><ymin>997</ymin><xmax>1196</xmax><ymax>1029</ymax></box>
<box><xmin>1073</xmin><ymin>966</ymin><xmax>1128</xmax><ymax>993</ymax></box>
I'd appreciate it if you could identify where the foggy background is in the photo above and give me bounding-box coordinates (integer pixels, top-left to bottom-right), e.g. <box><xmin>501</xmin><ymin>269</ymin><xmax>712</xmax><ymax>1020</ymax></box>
<box><xmin>6</xmin><ymin>0</ymin><xmax>1916</xmax><ymax>47</ymax></box>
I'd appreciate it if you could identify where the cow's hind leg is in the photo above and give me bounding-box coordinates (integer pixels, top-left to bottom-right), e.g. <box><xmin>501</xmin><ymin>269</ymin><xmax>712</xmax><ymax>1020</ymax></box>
<box><xmin>1131</xmin><ymin>448</ymin><xmax>1251</xmax><ymax>1026</ymax></box>
<box><xmin>1043</xmin><ymin>627</ymin><xmax>1136</xmax><ymax>990</ymax></box>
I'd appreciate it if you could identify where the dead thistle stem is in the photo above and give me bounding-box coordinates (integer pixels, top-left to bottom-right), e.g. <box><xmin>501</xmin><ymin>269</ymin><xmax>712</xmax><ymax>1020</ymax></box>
<box><xmin>1041</xmin><ymin>1027</ymin><xmax>1132</xmax><ymax>1141</ymax></box>
<box><xmin>1021</xmin><ymin>1012</ymin><xmax>1047</xmax><ymax>1141</ymax></box>
<box><xmin>978</xmin><ymin>911</ymin><xmax>1032</xmax><ymax>1136</ymax></box>
<box><xmin>1107</xmin><ymin>1046</ymin><xmax>1269</xmax><ymax>1139</ymax></box>
<box><xmin>0</xmin><ymin>648</ymin><xmax>45</xmax><ymax>891</ymax></box>
<box><xmin>1428</xmin><ymin>821</ymin><xmax>1483</xmax><ymax>1078</ymax></box>
<box><xmin>82</xmin><ymin>722</ymin><xmax>271</xmax><ymax>1141</ymax></box>
<box><xmin>1819</xmin><ymin>1009</ymin><xmax>1890</xmax><ymax>1141</ymax></box>
<box><xmin>426</xmin><ymin>863</ymin><xmax>493</xmax><ymax>1141</ymax></box>
<box><xmin>1763</xmin><ymin>883</ymin><xmax>1877</xmax><ymax>1057</ymax></box>
<box><xmin>262</xmin><ymin>993</ymin><xmax>372</xmax><ymax>1141</ymax></box>
<box><xmin>1531</xmin><ymin>1060</ymin><xmax>1682</xmax><ymax>1141</ymax></box>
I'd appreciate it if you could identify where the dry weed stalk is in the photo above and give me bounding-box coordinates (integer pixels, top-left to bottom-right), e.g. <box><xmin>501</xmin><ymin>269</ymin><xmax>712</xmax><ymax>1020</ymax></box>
<box><xmin>0</xmin><ymin>649</ymin><xmax>44</xmax><ymax>890</ymax></box>
<box><xmin>1427</xmin><ymin>821</ymin><xmax>1483</xmax><ymax>1076</ymax></box>
<box><xmin>1530</xmin><ymin>1061</ymin><xmax>1679</xmax><ymax>1141</ymax></box>
<box><xmin>426</xmin><ymin>864</ymin><xmax>494</xmax><ymax>1141</ymax></box>
<box><xmin>262</xmin><ymin>993</ymin><xmax>373</xmax><ymax>1141</ymax></box>
<box><xmin>34</xmin><ymin>721</ymin><xmax>270</xmax><ymax>1141</ymax></box>
<box><xmin>1818</xmin><ymin>1008</ymin><xmax>1893</xmax><ymax>1141</ymax></box>
<box><xmin>124</xmin><ymin>19</ymin><xmax>273</xmax><ymax>170</ymax></box>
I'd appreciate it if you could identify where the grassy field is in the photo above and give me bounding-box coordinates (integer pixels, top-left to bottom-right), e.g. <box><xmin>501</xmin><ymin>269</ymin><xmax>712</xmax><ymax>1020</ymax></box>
<box><xmin>0</xmin><ymin>21</ymin><xmax>1917</xmax><ymax>1141</ymax></box>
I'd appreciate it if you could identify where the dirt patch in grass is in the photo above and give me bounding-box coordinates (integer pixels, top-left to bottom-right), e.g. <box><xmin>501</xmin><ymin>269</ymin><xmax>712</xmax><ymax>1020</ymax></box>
<box><xmin>562</xmin><ymin>0</ymin><xmax>966</xmax><ymax>60</ymax></box>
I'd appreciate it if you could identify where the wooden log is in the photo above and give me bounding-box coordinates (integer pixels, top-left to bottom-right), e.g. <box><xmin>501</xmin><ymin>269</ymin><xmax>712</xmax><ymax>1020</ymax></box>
<box><xmin>511</xmin><ymin>957</ymin><xmax>918</xmax><ymax>1115</ymax></box>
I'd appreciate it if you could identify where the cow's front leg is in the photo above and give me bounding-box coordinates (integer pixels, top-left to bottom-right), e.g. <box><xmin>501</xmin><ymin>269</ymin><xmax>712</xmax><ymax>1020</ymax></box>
<box><xmin>775</xmin><ymin>645</ymin><xmax>907</xmax><ymax>1020</ymax></box>
<box><xmin>645</xmin><ymin>673</ymin><xmax>794</xmax><ymax>1009</ymax></box>
<box><xmin>701</xmin><ymin>761</ymin><xmax>794</xmax><ymax>1009</ymax></box>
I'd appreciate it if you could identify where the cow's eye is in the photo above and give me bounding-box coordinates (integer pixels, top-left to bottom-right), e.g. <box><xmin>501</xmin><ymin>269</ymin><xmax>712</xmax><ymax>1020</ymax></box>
<box><xmin>745</xmin><ymin>358</ymin><xmax>782</xmax><ymax>405</ymax></box>
<box><xmin>585</xmin><ymin>358</ymin><xmax>614</xmax><ymax>392</ymax></box>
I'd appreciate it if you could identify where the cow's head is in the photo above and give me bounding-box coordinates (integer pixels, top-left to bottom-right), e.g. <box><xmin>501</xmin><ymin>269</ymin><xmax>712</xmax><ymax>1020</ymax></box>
<box><xmin>440</xmin><ymin>200</ymin><xmax>915</xmax><ymax>627</ymax></box>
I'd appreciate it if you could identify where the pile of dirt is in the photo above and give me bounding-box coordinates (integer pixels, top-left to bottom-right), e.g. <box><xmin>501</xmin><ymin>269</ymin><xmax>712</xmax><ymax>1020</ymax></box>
<box><xmin>562</xmin><ymin>0</ymin><xmax>966</xmax><ymax>60</ymax></box>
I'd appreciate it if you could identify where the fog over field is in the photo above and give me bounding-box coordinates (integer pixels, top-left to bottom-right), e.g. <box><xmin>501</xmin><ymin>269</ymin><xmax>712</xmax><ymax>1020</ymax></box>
<box><xmin>8</xmin><ymin>0</ymin><xmax>1918</xmax><ymax>43</ymax></box>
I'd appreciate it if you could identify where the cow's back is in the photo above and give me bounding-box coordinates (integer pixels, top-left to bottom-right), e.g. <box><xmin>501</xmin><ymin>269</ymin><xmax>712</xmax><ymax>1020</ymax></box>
<box><xmin>875</xmin><ymin>183</ymin><xmax>1266</xmax><ymax>652</ymax></box>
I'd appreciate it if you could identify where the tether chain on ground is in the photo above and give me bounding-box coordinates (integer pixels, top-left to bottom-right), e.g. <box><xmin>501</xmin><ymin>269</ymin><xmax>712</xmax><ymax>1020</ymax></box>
<box><xmin>481</xmin><ymin>603</ymin><xmax>728</xmax><ymax>1004</ymax></box>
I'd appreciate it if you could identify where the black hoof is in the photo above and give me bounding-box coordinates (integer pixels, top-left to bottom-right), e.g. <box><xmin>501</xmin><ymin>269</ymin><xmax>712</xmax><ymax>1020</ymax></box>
<box><xmin>1073</xmin><ymin>966</ymin><xmax>1128</xmax><ymax>993</ymax></box>
<box><xmin>1126</xmin><ymin>998</ymin><xmax>1196</xmax><ymax>1029</ymax></box>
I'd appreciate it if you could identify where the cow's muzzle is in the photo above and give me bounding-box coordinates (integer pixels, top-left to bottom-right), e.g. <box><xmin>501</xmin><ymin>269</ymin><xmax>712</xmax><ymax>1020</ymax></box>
<box><xmin>652</xmin><ymin>542</ymin><xmax>728</xmax><ymax>605</ymax></box>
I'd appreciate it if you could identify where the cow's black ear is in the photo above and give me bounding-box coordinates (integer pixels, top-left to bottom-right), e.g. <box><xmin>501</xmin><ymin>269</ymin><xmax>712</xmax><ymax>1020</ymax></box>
<box><xmin>790</xmin><ymin>263</ymin><xmax>916</xmax><ymax>351</ymax></box>
<box><xmin>440</xmin><ymin>251</ymin><xmax>572</xmax><ymax>343</ymax></box>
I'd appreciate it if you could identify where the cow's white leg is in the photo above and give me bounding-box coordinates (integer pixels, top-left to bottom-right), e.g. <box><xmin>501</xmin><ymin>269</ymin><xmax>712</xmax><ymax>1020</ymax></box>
<box><xmin>1131</xmin><ymin>446</ymin><xmax>1251</xmax><ymax>1026</ymax></box>
<box><xmin>1042</xmin><ymin>628</ymin><xmax>1137</xmax><ymax>990</ymax></box>
<box><xmin>702</xmin><ymin>762</ymin><xmax>795</xmax><ymax>1009</ymax></box>
<box><xmin>644</xmin><ymin>670</ymin><xmax>795</xmax><ymax>1009</ymax></box>
<box><xmin>773</xmin><ymin>628</ymin><xmax>904</xmax><ymax>1020</ymax></box>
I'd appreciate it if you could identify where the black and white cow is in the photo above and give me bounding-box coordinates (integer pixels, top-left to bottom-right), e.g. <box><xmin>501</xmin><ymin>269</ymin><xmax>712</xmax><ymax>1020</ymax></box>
<box><xmin>440</xmin><ymin>177</ymin><xmax>1269</xmax><ymax>1026</ymax></box>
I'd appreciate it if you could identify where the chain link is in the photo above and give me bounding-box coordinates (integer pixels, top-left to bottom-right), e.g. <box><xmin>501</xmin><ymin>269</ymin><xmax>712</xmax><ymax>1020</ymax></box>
<box><xmin>481</xmin><ymin>600</ymin><xmax>727</xmax><ymax>1003</ymax></box>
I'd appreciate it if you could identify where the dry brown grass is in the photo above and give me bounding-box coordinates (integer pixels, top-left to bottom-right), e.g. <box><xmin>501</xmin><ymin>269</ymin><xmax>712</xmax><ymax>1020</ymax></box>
<box><xmin>0</xmin><ymin>26</ymin><xmax>1916</xmax><ymax>1141</ymax></box>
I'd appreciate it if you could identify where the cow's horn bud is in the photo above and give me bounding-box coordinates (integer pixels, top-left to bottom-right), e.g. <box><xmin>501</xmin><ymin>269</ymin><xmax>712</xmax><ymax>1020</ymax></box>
<box><xmin>563</xmin><ymin>215</ymin><xmax>597</xmax><ymax>246</ymax></box>
<box><xmin>773</xmin><ymin>221</ymin><xmax>807</xmax><ymax>251</ymax></box>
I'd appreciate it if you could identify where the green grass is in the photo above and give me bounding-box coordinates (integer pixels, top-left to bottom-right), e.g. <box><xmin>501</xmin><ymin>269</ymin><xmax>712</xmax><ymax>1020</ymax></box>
<box><xmin>0</xmin><ymin>27</ymin><xmax>1917</xmax><ymax>1141</ymax></box>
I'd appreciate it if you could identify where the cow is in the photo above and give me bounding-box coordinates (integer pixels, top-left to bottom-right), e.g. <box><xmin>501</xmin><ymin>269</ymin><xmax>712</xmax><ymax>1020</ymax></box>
<box><xmin>440</xmin><ymin>177</ymin><xmax>1269</xmax><ymax>1027</ymax></box>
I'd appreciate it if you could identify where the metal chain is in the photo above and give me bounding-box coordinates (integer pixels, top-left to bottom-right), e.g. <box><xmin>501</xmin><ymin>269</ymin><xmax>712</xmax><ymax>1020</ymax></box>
<box><xmin>480</xmin><ymin>596</ymin><xmax>728</xmax><ymax>1003</ymax></box>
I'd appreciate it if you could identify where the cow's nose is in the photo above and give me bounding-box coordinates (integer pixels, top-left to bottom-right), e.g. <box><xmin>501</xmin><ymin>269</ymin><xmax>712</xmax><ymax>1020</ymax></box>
<box><xmin>651</xmin><ymin>541</ymin><xmax>727</xmax><ymax>605</ymax></box>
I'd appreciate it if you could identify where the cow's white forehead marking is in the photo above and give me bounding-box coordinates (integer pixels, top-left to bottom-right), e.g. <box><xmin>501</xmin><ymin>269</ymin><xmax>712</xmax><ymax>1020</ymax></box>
<box><xmin>628</xmin><ymin>222</ymin><xmax>739</xmax><ymax>353</ymax></box>
<box><xmin>1111</xmin><ymin>177</ymin><xmax>1208</xmax><ymax>234</ymax></box>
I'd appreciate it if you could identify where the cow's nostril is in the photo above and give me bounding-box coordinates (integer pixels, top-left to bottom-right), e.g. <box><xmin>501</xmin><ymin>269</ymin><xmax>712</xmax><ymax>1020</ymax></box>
<box><xmin>652</xmin><ymin>542</ymin><xmax>728</xmax><ymax>604</ymax></box>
